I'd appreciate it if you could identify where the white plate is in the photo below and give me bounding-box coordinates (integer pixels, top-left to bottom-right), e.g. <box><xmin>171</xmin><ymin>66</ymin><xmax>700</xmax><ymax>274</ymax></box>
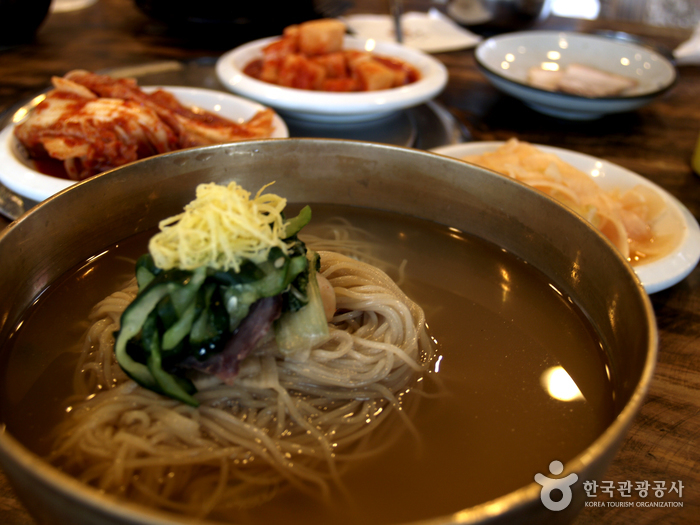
<box><xmin>431</xmin><ymin>142</ymin><xmax>700</xmax><ymax>294</ymax></box>
<box><xmin>341</xmin><ymin>9</ymin><xmax>481</xmax><ymax>53</ymax></box>
<box><xmin>475</xmin><ymin>31</ymin><xmax>677</xmax><ymax>120</ymax></box>
<box><xmin>0</xmin><ymin>86</ymin><xmax>288</xmax><ymax>202</ymax></box>
<box><xmin>215</xmin><ymin>35</ymin><xmax>448</xmax><ymax>123</ymax></box>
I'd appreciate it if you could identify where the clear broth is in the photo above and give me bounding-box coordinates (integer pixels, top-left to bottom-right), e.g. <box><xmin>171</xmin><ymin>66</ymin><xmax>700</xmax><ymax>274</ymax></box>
<box><xmin>0</xmin><ymin>204</ymin><xmax>616</xmax><ymax>524</ymax></box>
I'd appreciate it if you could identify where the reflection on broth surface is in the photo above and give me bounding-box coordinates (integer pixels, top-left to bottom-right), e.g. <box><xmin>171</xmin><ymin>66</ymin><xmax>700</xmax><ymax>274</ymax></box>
<box><xmin>0</xmin><ymin>204</ymin><xmax>615</xmax><ymax>524</ymax></box>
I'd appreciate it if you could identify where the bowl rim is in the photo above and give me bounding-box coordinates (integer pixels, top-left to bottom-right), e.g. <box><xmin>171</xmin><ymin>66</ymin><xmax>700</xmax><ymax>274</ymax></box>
<box><xmin>214</xmin><ymin>35</ymin><xmax>449</xmax><ymax>120</ymax></box>
<box><xmin>474</xmin><ymin>30</ymin><xmax>678</xmax><ymax>103</ymax></box>
<box><xmin>0</xmin><ymin>138</ymin><xmax>659</xmax><ymax>524</ymax></box>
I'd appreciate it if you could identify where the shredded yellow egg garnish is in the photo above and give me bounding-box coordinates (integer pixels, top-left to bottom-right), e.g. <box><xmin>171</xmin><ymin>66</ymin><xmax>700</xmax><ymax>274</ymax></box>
<box><xmin>149</xmin><ymin>181</ymin><xmax>290</xmax><ymax>271</ymax></box>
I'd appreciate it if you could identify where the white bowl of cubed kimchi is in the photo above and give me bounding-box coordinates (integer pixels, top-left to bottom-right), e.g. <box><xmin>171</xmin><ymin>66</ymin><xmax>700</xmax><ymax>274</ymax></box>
<box><xmin>215</xmin><ymin>21</ymin><xmax>449</xmax><ymax>123</ymax></box>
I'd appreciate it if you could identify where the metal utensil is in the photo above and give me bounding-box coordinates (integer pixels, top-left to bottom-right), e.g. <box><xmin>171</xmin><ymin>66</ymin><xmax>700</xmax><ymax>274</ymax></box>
<box><xmin>390</xmin><ymin>0</ymin><xmax>404</xmax><ymax>43</ymax></box>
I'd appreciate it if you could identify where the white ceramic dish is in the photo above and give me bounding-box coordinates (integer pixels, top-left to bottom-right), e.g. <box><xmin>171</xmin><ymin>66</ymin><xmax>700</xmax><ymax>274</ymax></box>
<box><xmin>215</xmin><ymin>35</ymin><xmax>448</xmax><ymax>123</ymax></box>
<box><xmin>0</xmin><ymin>86</ymin><xmax>288</xmax><ymax>202</ymax></box>
<box><xmin>341</xmin><ymin>9</ymin><xmax>481</xmax><ymax>53</ymax></box>
<box><xmin>474</xmin><ymin>31</ymin><xmax>677</xmax><ymax>120</ymax></box>
<box><xmin>431</xmin><ymin>142</ymin><xmax>700</xmax><ymax>294</ymax></box>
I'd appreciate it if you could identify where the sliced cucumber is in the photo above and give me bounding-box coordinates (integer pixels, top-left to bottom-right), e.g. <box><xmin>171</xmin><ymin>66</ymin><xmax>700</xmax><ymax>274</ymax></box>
<box><xmin>274</xmin><ymin>252</ymin><xmax>329</xmax><ymax>355</ymax></box>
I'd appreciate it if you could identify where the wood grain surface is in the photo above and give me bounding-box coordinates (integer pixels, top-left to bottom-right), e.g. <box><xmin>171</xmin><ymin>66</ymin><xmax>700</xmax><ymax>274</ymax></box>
<box><xmin>1</xmin><ymin>1</ymin><xmax>699</xmax><ymax>523</ymax></box>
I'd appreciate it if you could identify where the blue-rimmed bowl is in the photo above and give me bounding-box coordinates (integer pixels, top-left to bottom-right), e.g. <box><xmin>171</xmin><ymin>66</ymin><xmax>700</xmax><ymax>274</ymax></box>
<box><xmin>475</xmin><ymin>30</ymin><xmax>677</xmax><ymax>120</ymax></box>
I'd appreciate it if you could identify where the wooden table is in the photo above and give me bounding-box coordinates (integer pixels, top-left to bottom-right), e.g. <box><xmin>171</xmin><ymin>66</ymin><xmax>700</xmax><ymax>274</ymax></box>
<box><xmin>1</xmin><ymin>1</ymin><xmax>699</xmax><ymax>523</ymax></box>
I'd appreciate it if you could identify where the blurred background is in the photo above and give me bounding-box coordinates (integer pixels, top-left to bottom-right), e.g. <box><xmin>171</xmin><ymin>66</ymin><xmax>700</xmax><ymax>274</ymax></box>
<box><xmin>1</xmin><ymin>0</ymin><xmax>699</xmax><ymax>50</ymax></box>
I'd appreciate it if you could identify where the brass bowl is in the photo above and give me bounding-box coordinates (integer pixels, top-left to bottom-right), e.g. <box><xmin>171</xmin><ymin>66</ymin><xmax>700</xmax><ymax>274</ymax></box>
<box><xmin>0</xmin><ymin>139</ymin><xmax>656</xmax><ymax>524</ymax></box>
